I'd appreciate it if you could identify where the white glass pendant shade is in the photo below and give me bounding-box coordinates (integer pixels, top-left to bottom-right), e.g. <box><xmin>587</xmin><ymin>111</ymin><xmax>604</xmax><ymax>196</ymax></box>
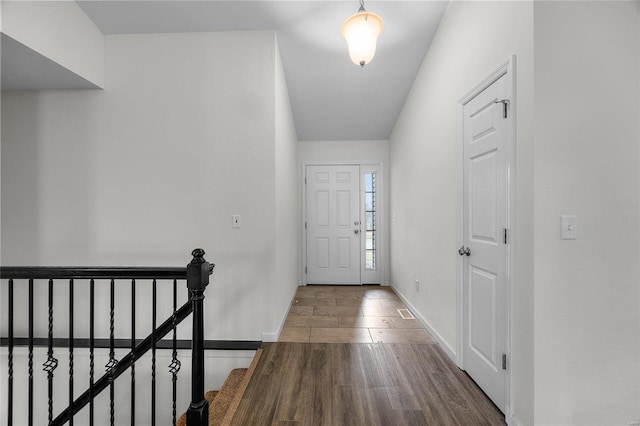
<box><xmin>341</xmin><ymin>11</ymin><xmax>383</xmax><ymax>67</ymax></box>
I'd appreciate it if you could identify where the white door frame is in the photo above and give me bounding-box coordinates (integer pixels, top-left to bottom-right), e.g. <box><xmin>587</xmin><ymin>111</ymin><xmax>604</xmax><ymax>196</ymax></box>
<box><xmin>457</xmin><ymin>56</ymin><xmax>516</xmax><ymax>418</ymax></box>
<box><xmin>301</xmin><ymin>161</ymin><xmax>385</xmax><ymax>286</ymax></box>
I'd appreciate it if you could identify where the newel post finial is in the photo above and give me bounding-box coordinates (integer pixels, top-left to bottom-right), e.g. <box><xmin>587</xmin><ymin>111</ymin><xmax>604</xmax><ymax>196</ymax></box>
<box><xmin>190</xmin><ymin>248</ymin><xmax>206</xmax><ymax>264</ymax></box>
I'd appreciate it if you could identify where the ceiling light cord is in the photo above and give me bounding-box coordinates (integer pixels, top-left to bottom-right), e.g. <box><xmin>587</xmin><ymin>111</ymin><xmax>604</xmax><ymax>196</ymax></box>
<box><xmin>358</xmin><ymin>0</ymin><xmax>366</xmax><ymax>13</ymax></box>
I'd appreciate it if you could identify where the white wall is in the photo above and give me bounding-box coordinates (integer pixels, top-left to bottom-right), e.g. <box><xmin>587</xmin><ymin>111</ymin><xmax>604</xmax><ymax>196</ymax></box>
<box><xmin>1</xmin><ymin>29</ymin><xmax>301</xmax><ymax>423</ymax></box>
<box><xmin>389</xmin><ymin>1</ymin><xmax>534</xmax><ymax>424</ymax></box>
<box><xmin>298</xmin><ymin>139</ymin><xmax>389</xmax><ymax>164</ymax></box>
<box><xmin>392</xmin><ymin>1</ymin><xmax>640</xmax><ymax>424</ymax></box>
<box><xmin>298</xmin><ymin>139</ymin><xmax>391</xmax><ymax>285</ymax></box>
<box><xmin>1</xmin><ymin>31</ymin><xmax>297</xmax><ymax>341</ymax></box>
<box><xmin>1</xmin><ymin>0</ymin><xmax>104</xmax><ymax>88</ymax></box>
<box><xmin>272</xmin><ymin>38</ymin><xmax>299</xmax><ymax>340</ymax></box>
<box><xmin>533</xmin><ymin>2</ymin><xmax>640</xmax><ymax>424</ymax></box>
<box><xmin>0</xmin><ymin>0</ymin><xmax>2</xmax><ymax>266</ymax></box>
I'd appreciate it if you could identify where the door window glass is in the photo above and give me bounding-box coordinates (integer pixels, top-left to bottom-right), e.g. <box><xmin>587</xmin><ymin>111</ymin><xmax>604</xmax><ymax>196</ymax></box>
<box><xmin>365</xmin><ymin>173</ymin><xmax>376</xmax><ymax>270</ymax></box>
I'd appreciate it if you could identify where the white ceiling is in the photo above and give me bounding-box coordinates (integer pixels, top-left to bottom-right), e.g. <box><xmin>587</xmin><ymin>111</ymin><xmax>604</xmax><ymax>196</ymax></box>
<box><xmin>10</xmin><ymin>1</ymin><xmax>449</xmax><ymax>141</ymax></box>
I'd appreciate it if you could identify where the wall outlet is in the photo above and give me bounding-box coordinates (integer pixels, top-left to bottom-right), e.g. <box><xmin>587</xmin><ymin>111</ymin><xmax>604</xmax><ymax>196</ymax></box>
<box><xmin>232</xmin><ymin>215</ymin><xmax>241</xmax><ymax>228</ymax></box>
<box><xmin>415</xmin><ymin>279</ymin><xmax>420</xmax><ymax>292</ymax></box>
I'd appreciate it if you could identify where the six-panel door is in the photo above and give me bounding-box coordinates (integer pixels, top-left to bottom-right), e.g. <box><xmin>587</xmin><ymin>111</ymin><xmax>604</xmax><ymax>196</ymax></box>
<box><xmin>306</xmin><ymin>165</ymin><xmax>361</xmax><ymax>284</ymax></box>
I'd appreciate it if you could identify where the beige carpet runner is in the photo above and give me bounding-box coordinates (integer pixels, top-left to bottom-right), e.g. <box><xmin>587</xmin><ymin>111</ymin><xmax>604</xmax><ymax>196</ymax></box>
<box><xmin>176</xmin><ymin>348</ymin><xmax>262</xmax><ymax>426</ymax></box>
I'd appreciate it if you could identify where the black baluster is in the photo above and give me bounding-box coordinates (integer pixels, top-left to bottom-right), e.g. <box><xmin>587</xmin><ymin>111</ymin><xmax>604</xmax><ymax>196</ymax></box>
<box><xmin>89</xmin><ymin>279</ymin><xmax>95</xmax><ymax>426</ymax></box>
<box><xmin>43</xmin><ymin>279</ymin><xmax>59</xmax><ymax>425</ymax></box>
<box><xmin>69</xmin><ymin>279</ymin><xmax>74</xmax><ymax>426</ymax></box>
<box><xmin>130</xmin><ymin>279</ymin><xmax>135</xmax><ymax>426</ymax></box>
<box><xmin>28</xmin><ymin>279</ymin><xmax>33</xmax><ymax>426</ymax></box>
<box><xmin>8</xmin><ymin>279</ymin><xmax>14</xmax><ymax>426</ymax></box>
<box><xmin>151</xmin><ymin>279</ymin><xmax>156</xmax><ymax>426</ymax></box>
<box><xmin>186</xmin><ymin>249</ymin><xmax>210</xmax><ymax>426</ymax></box>
<box><xmin>169</xmin><ymin>279</ymin><xmax>180</xmax><ymax>426</ymax></box>
<box><xmin>106</xmin><ymin>279</ymin><xmax>117</xmax><ymax>426</ymax></box>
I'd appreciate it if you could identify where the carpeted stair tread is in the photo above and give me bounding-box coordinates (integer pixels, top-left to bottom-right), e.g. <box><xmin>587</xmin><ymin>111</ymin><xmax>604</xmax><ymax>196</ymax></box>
<box><xmin>175</xmin><ymin>348</ymin><xmax>263</xmax><ymax>425</ymax></box>
<box><xmin>212</xmin><ymin>368</ymin><xmax>247</xmax><ymax>423</ymax></box>
<box><xmin>220</xmin><ymin>348</ymin><xmax>263</xmax><ymax>426</ymax></box>
<box><xmin>175</xmin><ymin>369</ymin><xmax>247</xmax><ymax>426</ymax></box>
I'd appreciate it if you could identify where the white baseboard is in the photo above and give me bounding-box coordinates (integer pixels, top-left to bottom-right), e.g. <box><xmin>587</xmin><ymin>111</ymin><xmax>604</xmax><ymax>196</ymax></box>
<box><xmin>262</xmin><ymin>284</ymin><xmax>299</xmax><ymax>342</ymax></box>
<box><xmin>390</xmin><ymin>283</ymin><xmax>458</xmax><ymax>363</ymax></box>
<box><xmin>261</xmin><ymin>332</ymin><xmax>277</xmax><ymax>342</ymax></box>
<box><xmin>508</xmin><ymin>414</ymin><xmax>525</xmax><ymax>426</ymax></box>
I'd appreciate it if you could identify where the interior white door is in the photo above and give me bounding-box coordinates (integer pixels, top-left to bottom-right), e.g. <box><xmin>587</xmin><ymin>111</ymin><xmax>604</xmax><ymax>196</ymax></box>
<box><xmin>306</xmin><ymin>165</ymin><xmax>361</xmax><ymax>284</ymax></box>
<box><xmin>462</xmin><ymin>73</ymin><xmax>509</xmax><ymax>411</ymax></box>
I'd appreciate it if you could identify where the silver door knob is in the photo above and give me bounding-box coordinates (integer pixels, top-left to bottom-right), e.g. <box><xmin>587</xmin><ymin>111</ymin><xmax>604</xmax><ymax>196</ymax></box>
<box><xmin>354</xmin><ymin>229</ymin><xmax>360</xmax><ymax>234</ymax></box>
<box><xmin>354</xmin><ymin>221</ymin><xmax>360</xmax><ymax>226</ymax></box>
<box><xmin>458</xmin><ymin>246</ymin><xmax>471</xmax><ymax>256</ymax></box>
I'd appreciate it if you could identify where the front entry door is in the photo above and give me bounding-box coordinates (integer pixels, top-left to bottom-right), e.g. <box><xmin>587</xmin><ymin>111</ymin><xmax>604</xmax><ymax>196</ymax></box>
<box><xmin>461</xmin><ymin>72</ymin><xmax>510</xmax><ymax>411</ymax></box>
<box><xmin>306</xmin><ymin>165</ymin><xmax>360</xmax><ymax>284</ymax></box>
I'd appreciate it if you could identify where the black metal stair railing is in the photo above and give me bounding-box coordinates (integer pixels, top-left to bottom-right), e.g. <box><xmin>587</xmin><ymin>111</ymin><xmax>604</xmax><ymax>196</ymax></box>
<box><xmin>52</xmin><ymin>299</ymin><xmax>195</xmax><ymax>425</ymax></box>
<box><xmin>0</xmin><ymin>248</ymin><xmax>260</xmax><ymax>426</ymax></box>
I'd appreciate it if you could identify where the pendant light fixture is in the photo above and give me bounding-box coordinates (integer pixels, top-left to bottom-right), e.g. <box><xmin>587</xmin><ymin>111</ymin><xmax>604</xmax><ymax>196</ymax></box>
<box><xmin>341</xmin><ymin>0</ymin><xmax>384</xmax><ymax>68</ymax></box>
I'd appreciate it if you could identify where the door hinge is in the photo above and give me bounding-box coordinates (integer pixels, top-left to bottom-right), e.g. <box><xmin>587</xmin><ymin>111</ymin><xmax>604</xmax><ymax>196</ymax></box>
<box><xmin>495</xmin><ymin>99</ymin><xmax>510</xmax><ymax>119</ymax></box>
<box><xmin>305</xmin><ymin>222</ymin><xmax>307</xmax><ymax>230</ymax></box>
<box><xmin>305</xmin><ymin>266</ymin><xmax>307</xmax><ymax>274</ymax></box>
<box><xmin>304</xmin><ymin>177</ymin><xmax>307</xmax><ymax>184</ymax></box>
<box><xmin>502</xmin><ymin>354</ymin><xmax>507</xmax><ymax>370</ymax></box>
<box><xmin>503</xmin><ymin>228</ymin><xmax>508</xmax><ymax>244</ymax></box>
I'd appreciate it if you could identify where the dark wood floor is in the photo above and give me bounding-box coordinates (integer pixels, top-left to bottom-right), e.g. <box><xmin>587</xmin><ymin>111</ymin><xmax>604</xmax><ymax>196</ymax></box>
<box><xmin>231</xmin><ymin>342</ymin><xmax>505</xmax><ymax>425</ymax></box>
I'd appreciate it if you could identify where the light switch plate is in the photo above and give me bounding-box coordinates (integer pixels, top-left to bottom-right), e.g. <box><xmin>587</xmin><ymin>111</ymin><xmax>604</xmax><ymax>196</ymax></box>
<box><xmin>561</xmin><ymin>215</ymin><xmax>577</xmax><ymax>240</ymax></box>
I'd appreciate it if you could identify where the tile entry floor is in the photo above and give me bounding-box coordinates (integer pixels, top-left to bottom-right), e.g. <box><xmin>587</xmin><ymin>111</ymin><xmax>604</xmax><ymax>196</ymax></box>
<box><xmin>279</xmin><ymin>285</ymin><xmax>434</xmax><ymax>344</ymax></box>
